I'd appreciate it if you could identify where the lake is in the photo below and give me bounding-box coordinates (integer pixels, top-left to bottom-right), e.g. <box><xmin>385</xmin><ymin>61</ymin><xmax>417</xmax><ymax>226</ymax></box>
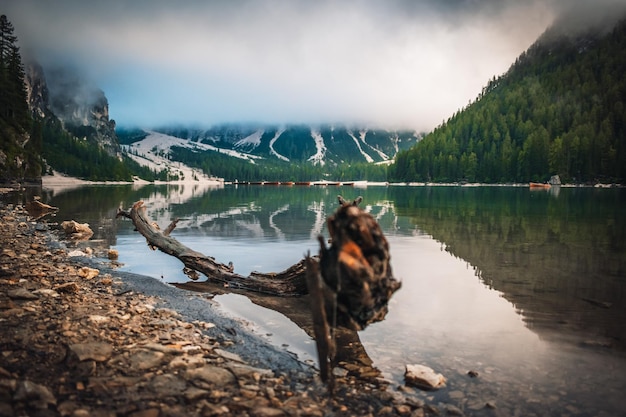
<box><xmin>18</xmin><ymin>183</ymin><xmax>626</xmax><ymax>416</ymax></box>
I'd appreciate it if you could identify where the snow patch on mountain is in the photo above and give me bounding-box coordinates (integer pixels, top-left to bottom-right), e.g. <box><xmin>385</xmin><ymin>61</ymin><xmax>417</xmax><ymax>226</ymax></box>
<box><xmin>122</xmin><ymin>131</ymin><xmax>218</xmax><ymax>182</ymax></box>
<box><xmin>348</xmin><ymin>131</ymin><xmax>374</xmax><ymax>163</ymax></box>
<box><xmin>360</xmin><ymin>130</ymin><xmax>390</xmax><ymax>161</ymax></box>
<box><xmin>308</xmin><ymin>129</ymin><xmax>327</xmax><ymax>166</ymax></box>
<box><xmin>235</xmin><ymin>129</ymin><xmax>264</xmax><ymax>149</ymax></box>
<box><xmin>122</xmin><ymin>130</ymin><xmax>265</xmax><ymax>182</ymax></box>
<box><xmin>269</xmin><ymin>128</ymin><xmax>289</xmax><ymax>162</ymax></box>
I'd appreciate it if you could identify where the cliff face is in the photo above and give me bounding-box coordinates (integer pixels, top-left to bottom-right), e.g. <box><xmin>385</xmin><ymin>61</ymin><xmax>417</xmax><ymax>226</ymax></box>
<box><xmin>24</xmin><ymin>63</ymin><xmax>121</xmax><ymax>157</ymax></box>
<box><xmin>24</xmin><ymin>61</ymin><xmax>50</xmax><ymax>120</ymax></box>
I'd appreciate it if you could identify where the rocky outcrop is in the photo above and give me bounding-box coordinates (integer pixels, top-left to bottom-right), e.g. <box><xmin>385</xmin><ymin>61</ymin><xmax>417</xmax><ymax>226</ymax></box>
<box><xmin>24</xmin><ymin>62</ymin><xmax>121</xmax><ymax>158</ymax></box>
<box><xmin>24</xmin><ymin>60</ymin><xmax>51</xmax><ymax>120</ymax></box>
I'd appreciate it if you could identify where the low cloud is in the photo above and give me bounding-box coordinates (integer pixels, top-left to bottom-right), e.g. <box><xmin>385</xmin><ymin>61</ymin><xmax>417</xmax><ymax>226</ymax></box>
<box><xmin>5</xmin><ymin>0</ymin><xmax>626</xmax><ymax>130</ymax></box>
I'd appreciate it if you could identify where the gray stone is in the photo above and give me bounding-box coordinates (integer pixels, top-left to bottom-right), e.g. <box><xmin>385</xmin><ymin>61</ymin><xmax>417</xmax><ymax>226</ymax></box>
<box><xmin>186</xmin><ymin>365</ymin><xmax>236</xmax><ymax>388</ymax></box>
<box><xmin>169</xmin><ymin>354</ymin><xmax>206</xmax><ymax>370</ymax></box>
<box><xmin>7</xmin><ymin>288</ymin><xmax>38</xmax><ymax>300</ymax></box>
<box><xmin>445</xmin><ymin>403</ymin><xmax>464</xmax><ymax>416</ymax></box>
<box><xmin>227</xmin><ymin>363</ymin><xmax>274</xmax><ymax>380</ymax></box>
<box><xmin>184</xmin><ymin>386</ymin><xmax>211</xmax><ymax>401</ymax></box>
<box><xmin>14</xmin><ymin>380</ymin><xmax>56</xmax><ymax>408</ymax></box>
<box><xmin>147</xmin><ymin>374</ymin><xmax>187</xmax><ymax>396</ymax></box>
<box><xmin>70</xmin><ymin>342</ymin><xmax>113</xmax><ymax>362</ymax></box>
<box><xmin>128</xmin><ymin>349</ymin><xmax>165</xmax><ymax>370</ymax></box>
<box><xmin>214</xmin><ymin>348</ymin><xmax>244</xmax><ymax>363</ymax></box>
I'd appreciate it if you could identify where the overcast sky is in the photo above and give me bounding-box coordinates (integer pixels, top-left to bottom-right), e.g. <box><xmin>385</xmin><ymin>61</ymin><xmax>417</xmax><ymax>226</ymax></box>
<box><xmin>4</xmin><ymin>0</ymin><xmax>626</xmax><ymax>131</ymax></box>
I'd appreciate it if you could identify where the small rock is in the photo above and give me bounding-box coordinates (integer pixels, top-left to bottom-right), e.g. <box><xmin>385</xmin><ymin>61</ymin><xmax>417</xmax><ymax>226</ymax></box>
<box><xmin>78</xmin><ymin>267</ymin><xmax>99</xmax><ymax>280</ymax></box>
<box><xmin>61</xmin><ymin>220</ymin><xmax>94</xmax><ymax>240</ymax></box>
<box><xmin>70</xmin><ymin>342</ymin><xmax>113</xmax><ymax>362</ymax></box>
<box><xmin>394</xmin><ymin>404</ymin><xmax>412</xmax><ymax>415</ymax></box>
<box><xmin>227</xmin><ymin>363</ymin><xmax>274</xmax><ymax>380</ymax></box>
<box><xmin>129</xmin><ymin>349</ymin><xmax>165</xmax><ymax>370</ymax></box>
<box><xmin>32</xmin><ymin>288</ymin><xmax>60</xmax><ymax>297</ymax></box>
<box><xmin>467</xmin><ymin>370</ymin><xmax>479</xmax><ymax>378</ymax></box>
<box><xmin>404</xmin><ymin>364</ymin><xmax>446</xmax><ymax>391</ymax></box>
<box><xmin>186</xmin><ymin>365</ymin><xmax>236</xmax><ymax>388</ymax></box>
<box><xmin>445</xmin><ymin>403</ymin><xmax>464</xmax><ymax>416</ymax></box>
<box><xmin>250</xmin><ymin>407</ymin><xmax>287</xmax><ymax>417</ymax></box>
<box><xmin>107</xmin><ymin>249</ymin><xmax>119</xmax><ymax>260</ymax></box>
<box><xmin>14</xmin><ymin>380</ymin><xmax>56</xmax><ymax>409</ymax></box>
<box><xmin>56</xmin><ymin>282</ymin><xmax>79</xmax><ymax>293</ymax></box>
<box><xmin>214</xmin><ymin>348</ymin><xmax>244</xmax><ymax>363</ymax></box>
<box><xmin>184</xmin><ymin>387</ymin><xmax>211</xmax><ymax>401</ymax></box>
<box><xmin>7</xmin><ymin>288</ymin><xmax>39</xmax><ymax>300</ymax></box>
<box><xmin>169</xmin><ymin>354</ymin><xmax>206</xmax><ymax>370</ymax></box>
<box><xmin>88</xmin><ymin>315</ymin><xmax>110</xmax><ymax>324</ymax></box>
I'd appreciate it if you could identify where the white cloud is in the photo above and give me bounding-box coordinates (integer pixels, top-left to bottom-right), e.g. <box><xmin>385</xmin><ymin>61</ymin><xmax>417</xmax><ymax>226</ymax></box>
<box><xmin>4</xmin><ymin>0</ymin><xmax>625</xmax><ymax>130</ymax></box>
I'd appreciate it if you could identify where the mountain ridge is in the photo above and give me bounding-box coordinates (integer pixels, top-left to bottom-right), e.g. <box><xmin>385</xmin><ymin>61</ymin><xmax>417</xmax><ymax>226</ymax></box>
<box><xmin>149</xmin><ymin>124</ymin><xmax>420</xmax><ymax>166</ymax></box>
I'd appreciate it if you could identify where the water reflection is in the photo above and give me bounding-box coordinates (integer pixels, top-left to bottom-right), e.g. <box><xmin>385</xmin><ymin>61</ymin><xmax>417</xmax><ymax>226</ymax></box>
<box><xmin>28</xmin><ymin>183</ymin><xmax>626</xmax><ymax>351</ymax></box>
<box><xmin>387</xmin><ymin>186</ymin><xmax>626</xmax><ymax>350</ymax></box>
<box><xmin>6</xmin><ymin>183</ymin><xmax>625</xmax><ymax>416</ymax></box>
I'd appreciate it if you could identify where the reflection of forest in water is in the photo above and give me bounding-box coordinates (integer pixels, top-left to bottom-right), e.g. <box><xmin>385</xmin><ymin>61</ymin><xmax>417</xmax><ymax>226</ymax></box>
<box><xmin>389</xmin><ymin>186</ymin><xmax>626</xmax><ymax>349</ymax></box>
<box><xmin>12</xmin><ymin>183</ymin><xmax>625</xmax><ymax>351</ymax></box>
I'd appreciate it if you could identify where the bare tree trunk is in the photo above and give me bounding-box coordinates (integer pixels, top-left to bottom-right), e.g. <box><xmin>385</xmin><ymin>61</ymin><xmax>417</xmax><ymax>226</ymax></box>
<box><xmin>117</xmin><ymin>197</ymin><xmax>402</xmax><ymax>391</ymax></box>
<box><xmin>116</xmin><ymin>201</ymin><xmax>309</xmax><ymax>296</ymax></box>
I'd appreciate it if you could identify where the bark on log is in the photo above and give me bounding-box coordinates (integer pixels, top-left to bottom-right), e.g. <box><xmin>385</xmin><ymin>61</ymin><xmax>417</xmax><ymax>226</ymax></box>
<box><xmin>305</xmin><ymin>255</ymin><xmax>336</xmax><ymax>390</ymax></box>
<box><xmin>116</xmin><ymin>201</ymin><xmax>309</xmax><ymax>296</ymax></box>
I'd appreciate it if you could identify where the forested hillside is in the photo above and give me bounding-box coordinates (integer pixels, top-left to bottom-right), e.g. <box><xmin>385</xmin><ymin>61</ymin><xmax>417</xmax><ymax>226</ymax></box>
<box><xmin>0</xmin><ymin>14</ymin><xmax>41</xmax><ymax>183</ymax></box>
<box><xmin>390</xmin><ymin>17</ymin><xmax>626</xmax><ymax>184</ymax></box>
<box><xmin>0</xmin><ymin>14</ymin><xmax>162</xmax><ymax>183</ymax></box>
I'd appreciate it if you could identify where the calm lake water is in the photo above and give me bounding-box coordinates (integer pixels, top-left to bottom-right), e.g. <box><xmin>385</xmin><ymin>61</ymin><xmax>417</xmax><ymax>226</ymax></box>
<box><xmin>15</xmin><ymin>183</ymin><xmax>626</xmax><ymax>416</ymax></box>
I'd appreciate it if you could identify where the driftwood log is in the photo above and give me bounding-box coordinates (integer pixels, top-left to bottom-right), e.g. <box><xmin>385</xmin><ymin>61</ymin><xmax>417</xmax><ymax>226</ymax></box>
<box><xmin>116</xmin><ymin>201</ymin><xmax>309</xmax><ymax>295</ymax></box>
<box><xmin>117</xmin><ymin>197</ymin><xmax>402</xmax><ymax>389</ymax></box>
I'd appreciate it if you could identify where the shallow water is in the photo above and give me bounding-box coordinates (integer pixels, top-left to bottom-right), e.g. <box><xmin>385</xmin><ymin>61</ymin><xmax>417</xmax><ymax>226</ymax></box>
<box><xmin>13</xmin><ymin>183</ymin><xmax>626</xmax><ymax>416</ymax></box>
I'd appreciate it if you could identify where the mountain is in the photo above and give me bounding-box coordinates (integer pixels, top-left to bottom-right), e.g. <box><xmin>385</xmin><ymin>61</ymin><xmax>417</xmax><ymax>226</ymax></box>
<box><xmin>35</xmin><ymin>66</ymin><xmax>121</xmax><ymax>158</ymax></box>
<box><xmin>117</xmin><ymin>125</ymin><xmax>420</xmax><ymax>182</ymax></box>
<box><xmin>152</xmin><ymin>124</ymin><xmax>420</xmax><ymax>165</ymax></box>
<box><xmin>390</xmin><ymin>15</ymin><xmax>626</xmax><ymax>184</ymax></box>
<box><xmin>20</xmin><ymin>60</ymin><xmax>161</xmax><ymax>182</ymax></box>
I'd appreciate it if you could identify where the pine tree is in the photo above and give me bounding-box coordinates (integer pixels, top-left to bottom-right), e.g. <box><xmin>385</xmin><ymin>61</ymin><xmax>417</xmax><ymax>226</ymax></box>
<box><xmin>0</xmin><ymin>15</ymin><xmax>30</xmax><ymax>131</ymax></box>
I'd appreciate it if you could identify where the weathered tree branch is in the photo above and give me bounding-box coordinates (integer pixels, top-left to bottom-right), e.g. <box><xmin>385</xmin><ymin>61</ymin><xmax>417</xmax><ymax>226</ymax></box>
<box><xmin>116</xmin><ymin>201</ymin><xmax>309</xmax><ymax>296</ymax></box>
<box><xmin>117</xmin><ymin>197</ymin><xmax>402</xmax><ymax>392</ymax></box>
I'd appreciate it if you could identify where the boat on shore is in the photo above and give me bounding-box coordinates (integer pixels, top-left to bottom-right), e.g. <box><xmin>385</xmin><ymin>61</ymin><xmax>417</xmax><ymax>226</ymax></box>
<box><xmin>529</xmin><ymin>182</ymin><xmax>551</xmax><ymax>189</ymax></box>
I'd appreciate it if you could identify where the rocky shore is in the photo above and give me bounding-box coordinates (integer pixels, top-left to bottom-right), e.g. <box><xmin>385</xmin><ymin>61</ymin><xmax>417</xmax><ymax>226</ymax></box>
<box><xmin>0</xmin><ymin>200</ymin><xmax>431</xmax><ymax>416</ymax></box>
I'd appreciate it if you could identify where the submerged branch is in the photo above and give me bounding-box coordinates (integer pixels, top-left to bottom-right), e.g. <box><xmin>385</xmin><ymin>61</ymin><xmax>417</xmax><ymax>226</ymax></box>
<box><xmin>116</xmin><ymin>201</ymin><xmax>309</xmax><ymax>296</ymax></box>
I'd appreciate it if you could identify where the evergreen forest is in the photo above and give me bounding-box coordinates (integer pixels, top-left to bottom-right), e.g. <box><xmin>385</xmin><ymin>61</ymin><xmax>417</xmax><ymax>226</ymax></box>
<box><xmin>389</xmin><ymin>18</ymin><xmax>626</xmax><ymax>184</ymax></box>
<box><xmin>0</xmin><ymin>14</ymin><xmax>41</xmax><ymax>182</ymax></box>
<box><xmin>167</xmin><ymin>146</ymin><xmax>389</xmax><ymax>182</ymax></box>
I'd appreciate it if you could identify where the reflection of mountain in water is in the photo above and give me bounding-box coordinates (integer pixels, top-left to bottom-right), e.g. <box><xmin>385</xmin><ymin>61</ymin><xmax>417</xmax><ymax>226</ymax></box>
<box><xmin>37</xmin><ymin>183</ymin><xmax>625</xmax><ymax>350</ymax></box>
<box><xmin>390</xmin><ymin>186</ymin><xmax>626</xmax><ymax>350</ymax></box>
